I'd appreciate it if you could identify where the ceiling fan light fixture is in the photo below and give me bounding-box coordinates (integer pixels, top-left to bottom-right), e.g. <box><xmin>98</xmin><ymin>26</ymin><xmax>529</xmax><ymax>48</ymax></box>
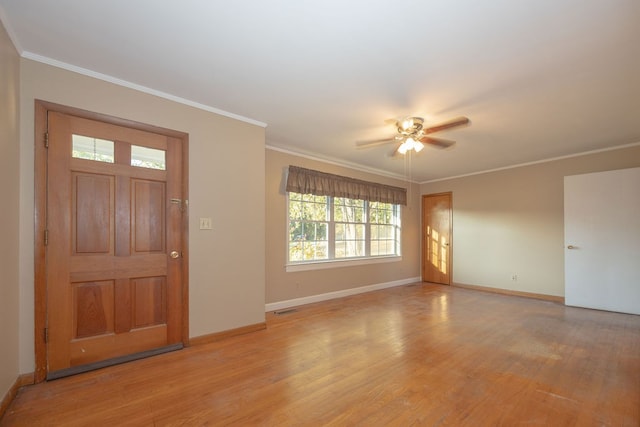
<box><xmin>357</xmin><ymin>115</ymin><xmax>467</xmax><ymax>155</ymax></box>
<box><xmin>398</xmin><ymin>117</ymin><xmax>424</xmax><ymax>134</ymax></box>
<box><xmin>397</xmin><ymin>141</ymin><xmax>409</xmax><ymax>154</ymax></box>
<box><xmin>397</xmin><ymin>137</ymin><xmax>424</xmax><ymax>154</ymax></box>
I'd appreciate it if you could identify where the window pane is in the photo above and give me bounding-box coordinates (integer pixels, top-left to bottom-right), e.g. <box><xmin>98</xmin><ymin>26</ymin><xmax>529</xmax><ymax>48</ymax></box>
<box><xmin>131</xmin><ymin>145</ymin><xmax>166</xmax><ymax>170</ymax></box>
<box><xmin>335</xmin><ymin>240</ymin><xmax>364</xmax><ymax>258</ymax></box>
<box><xmin>288</xmin><ymin>192</ymin><xmax>330</xmax><ymax>262</ymax></box>
<box><xmin>372</xmin><ymin>239</ymin><xmax>396</xmax><ymax>256</ymax></box>
<box><xmin>348</xmin><ymin>240</ymin><xmax>365</xmax><ymax>257</ymax></box>
<box><xmin>371</xmin><ymin>225</ymin><xmax>378</xmax><ymax>239</ymax></box>
<box><xmin>289</xmin><ymin>192</ymin><xmax>302</xmax><ymax>202</ymax></box>
<box><xmin>289</xmin><ymin>242</ymin><xmax>304</xmax><ymax>261</ymax></box>
<box><xmin>370</xmin><ymin>202</ymin><xmax>393</xmax><ymax>224</ymax></box>
<box><xmin>316</xmin><ymin>242</ymin><xmax>328</xmax><ymax>259</ymax></box>
<box><xmin>335</xmin><ymin>241</ymin><xmax>346</xmax><ymax>258</ymax></box>
<box><xmin>302</xmin><ymin>194</ymin><xmax>326</xmax><ymax>204</ymax></box>
<box><xmin>289</xmin><ymin>201</ymin><xmax>303</xmax><ymax>220</ymax></box>
<box><xmin>72</xmin><ymin>135</ymin><xmax>114</xmax><ymax>163</ymax></box>
<box><xmin>334</xmin><ymin>197</ymin><xmax>366</xmax><ymax>259</ymax></box>
<box><xmin>289</xmin><ymin>221</ymin><xmax>303</xmax><ymax>241</ymax></box>
<box><xmin>334</xmin><ymin>198</ymin><xmax>365</xmax><ymax>222</ymax></box>
<box><xmin>304</xmin><ymin>241</ymin><xmax>328</xmax><ymax>260</ymax></box>
<box><xmin>316</xmin><ymin>223</ymin><xmax>328</xmax><ymax>240</ymax></box>
<box><xmin>302</xmin><ymin>198</ymin><xmax>328</xmax><ymax>221</ymax></box>
<box><xmin>380</xmin><ymin>225</ymin><xmax>393</xmax><ymax>238</ymax></box>
<box><xmin>335</xmin><ymin>222</ymin><xmax>365</xmax><ymax>258</ymax></box>
<box><xmin>290</xmin><ymin>239</ymin><xmax>329</xmax><ymax>261</ymax></box>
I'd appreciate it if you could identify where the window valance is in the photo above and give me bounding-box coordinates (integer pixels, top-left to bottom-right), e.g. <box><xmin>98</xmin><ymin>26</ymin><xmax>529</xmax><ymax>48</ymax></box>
<box><xmin>286</xmin><ymin>165</ymin><xmax>407</xmax><ymax>206</ymax></box>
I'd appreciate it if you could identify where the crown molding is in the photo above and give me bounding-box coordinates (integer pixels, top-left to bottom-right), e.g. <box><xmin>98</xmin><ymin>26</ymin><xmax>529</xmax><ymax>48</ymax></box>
<box><xmin>420</xmin><ymin>141</ymin><xmax>640</xmax><ymax>184</ymax></box>
<box><xmin>21</xmin><ymin>51</ymin><xmax>267</xmax><ymax>128</ymax></box>
<box><xmin>266</xmin><ymin>144</ymin><xmax>419</xmax><ymax>184</ymax></box>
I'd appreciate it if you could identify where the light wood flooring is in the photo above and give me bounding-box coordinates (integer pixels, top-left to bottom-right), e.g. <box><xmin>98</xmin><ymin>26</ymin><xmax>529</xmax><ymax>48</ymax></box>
<box><xmin>2</xmin><ymin>283</ymin><xmax>639</xmax><ymax>426</ymax></box>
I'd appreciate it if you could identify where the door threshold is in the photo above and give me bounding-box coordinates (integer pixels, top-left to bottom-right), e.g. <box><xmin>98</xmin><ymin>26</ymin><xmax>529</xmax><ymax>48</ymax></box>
<box><xmin>46</xmin><ymin>343</ymin><xmax>183</xmax><ymax>380</ymax></box>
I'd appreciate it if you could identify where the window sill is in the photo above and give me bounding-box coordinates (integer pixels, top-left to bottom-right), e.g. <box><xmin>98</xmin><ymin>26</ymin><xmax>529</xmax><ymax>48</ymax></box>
<box><xmin>286</xmin><ymin>256</ymin><xmax>402</xmax><ymax>272</ymax></box>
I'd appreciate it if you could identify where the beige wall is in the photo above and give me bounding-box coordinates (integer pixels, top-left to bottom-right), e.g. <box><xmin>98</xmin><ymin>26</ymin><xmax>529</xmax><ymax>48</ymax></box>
<box><xmin>0</xmin><ymin>19</ymin><xmax>20</xmax><ymax>400</ymax></box>
<box><xmin>420</xmin><ymin>145</ymin><xmax>640</xmax><ymax>297</ymax></box>
<box><xmin>18</xmin><ymin>60</ymin><xmax>266</xmax><ymax>373</ymax></box>
<box><xmin>265</xmin><ymin>149</ymin><xmax>421</xmax><ymax>304</ymax></box>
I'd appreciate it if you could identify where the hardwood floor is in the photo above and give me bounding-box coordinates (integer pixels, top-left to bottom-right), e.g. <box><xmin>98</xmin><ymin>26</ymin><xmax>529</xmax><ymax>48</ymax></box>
<box><xmin>2</xmin><ymin>283</ymin><xmax>639</xmax><ymax>426</ymax></box>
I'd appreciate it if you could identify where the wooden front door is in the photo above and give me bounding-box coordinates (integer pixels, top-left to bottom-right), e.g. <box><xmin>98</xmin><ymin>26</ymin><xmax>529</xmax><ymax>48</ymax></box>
<box><xmin>43</xmin><ymin>108</ymin><xmax>187</xmax><ymax>379</ymax></box>
<box><xmin>422</xmin><ymin>193</ymin><xmax>452</xmax><ymax>285</ymax></box>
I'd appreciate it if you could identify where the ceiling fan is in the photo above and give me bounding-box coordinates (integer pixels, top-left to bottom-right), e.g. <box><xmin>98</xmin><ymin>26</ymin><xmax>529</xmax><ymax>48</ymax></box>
<box><xmin>357</xmin><ymin>116</ymin><xmax>470</xmax><ymax>155</ymax></box>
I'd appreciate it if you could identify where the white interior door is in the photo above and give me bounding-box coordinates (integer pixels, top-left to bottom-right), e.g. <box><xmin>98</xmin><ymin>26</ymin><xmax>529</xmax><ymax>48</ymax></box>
<box><xmin>564</xmin><ymin>167</ymin><xmax>640</xmax><ymax>315</ymax></box>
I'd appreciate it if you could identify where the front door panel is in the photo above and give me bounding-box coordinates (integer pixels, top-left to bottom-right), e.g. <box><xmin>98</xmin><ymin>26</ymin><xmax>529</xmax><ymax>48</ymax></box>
<box><xmin>46</xmin><ymin>111</ymin><xmax>184</xmax><ymax>378</ymax></box>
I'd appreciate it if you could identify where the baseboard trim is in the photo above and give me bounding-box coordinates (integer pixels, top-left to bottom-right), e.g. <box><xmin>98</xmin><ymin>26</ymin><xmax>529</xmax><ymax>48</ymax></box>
<box><xmin>265</xmin><ymin>277</ymin><xmax>422</xmax><ymax>312</ymax></box>
<box><xmin>1</xmin><ymin>373</ymin><xmax>34</xmax><ymax>419</ymax></box>
<box><xmin>189</xmin><ymin>322</ymin><xmax>266</xmax><ymax>346</ymax></box>
<box><xmin>451</xmin><ymin>282</ymin><xmax>565</xmax><ymax>303</ymax></box>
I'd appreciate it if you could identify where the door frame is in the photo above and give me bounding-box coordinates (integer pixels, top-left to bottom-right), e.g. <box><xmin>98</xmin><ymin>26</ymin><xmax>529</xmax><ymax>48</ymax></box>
<box><xmin>34</xmin><ymin>100</ymin><xmax>190</xmax><ymax>383</ymax></box>
<box><xmin>421</xmin><ymin>192</ymin><xmax>453</xmax><ymax>285</ymax></box>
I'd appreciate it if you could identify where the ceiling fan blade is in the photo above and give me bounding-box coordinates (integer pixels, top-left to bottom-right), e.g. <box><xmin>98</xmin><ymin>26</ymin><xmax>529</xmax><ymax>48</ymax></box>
<box><xmin>423</xmin><ymin>116</ymin><xmax>470</xmax><ymax>135</ymax></box>
<box><xmin>356</xmin><ymin>137</ymin><xmax>398</xmax><ymax>148</ymax></box>
<box><xmin>419</xmin><ymin>136</ymin><xmax>457</xmax><ymax>148</ymax></box>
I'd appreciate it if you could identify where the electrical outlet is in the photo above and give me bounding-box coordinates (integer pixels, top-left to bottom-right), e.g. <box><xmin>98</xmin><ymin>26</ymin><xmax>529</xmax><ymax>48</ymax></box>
<box><xmin>199</xmin><ymin>217</ymin><xmax>212</xmax><ymax>230</ymax></box>
<box><xmin>511</xmin><ymin>274</ymin><xmax>518</xmax><ymax>281</ymax></box>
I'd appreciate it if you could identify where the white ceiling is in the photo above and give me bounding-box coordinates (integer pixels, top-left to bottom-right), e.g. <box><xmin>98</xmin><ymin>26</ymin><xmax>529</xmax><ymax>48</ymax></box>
<box><xmin>1</xmin><ymin>0</ymin><xmax>639</xmax><ymax>182</ymax></box>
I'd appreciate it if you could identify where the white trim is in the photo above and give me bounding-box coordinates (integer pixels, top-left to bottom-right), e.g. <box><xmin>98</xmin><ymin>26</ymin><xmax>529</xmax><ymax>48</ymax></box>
<box><xmin>286</xmin><ymin>255</ymin><xmax>401</xmax><ymax>272</ymax></box>
<box><xmin>15</xmin><ymin>33</ymin><xmax>636</xmax><ymax>185</ymax></box>
<box><xmin>266</xmin><ymin>144</ymin><xmax>417</xmax><ymax>183</ymax></box>
<box><xmin>20</xmin><ymin>51</ymin><xmax>268</xmax><ymax>128</ymax></box>
<box><xmin>265</xmin><ymin>277</ymin><xmax>421</xmax><ymax>312</ymax></box>
<box><xmin>421</xmin><ymin>141</ymin><xmax>640</xmax><ymax>184</ymax></box>
<box><xmin>269</xmin><ymin>141</ymin><xmax>640</xmax><ymax>185</ymax></box>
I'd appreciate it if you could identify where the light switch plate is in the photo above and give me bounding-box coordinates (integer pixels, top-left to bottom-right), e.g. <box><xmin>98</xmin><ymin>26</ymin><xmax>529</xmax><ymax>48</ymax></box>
<box><xmin>199</xmin><ymin>217</ymin><xmax>212</xmax><ymax>230</ymax></box>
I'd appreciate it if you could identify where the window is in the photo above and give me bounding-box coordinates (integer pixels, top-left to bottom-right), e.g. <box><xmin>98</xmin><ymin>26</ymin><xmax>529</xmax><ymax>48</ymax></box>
<box><xmin>72</xmin><ymin>134</ymin><xmax>114</xmax><ymax>163</ymax></box>
<box><xmin>287</xmin><ymin>192</ymin><xmax>401</xmax><ymax>264</ymax></box>
<box><xmin>285</xmin><ymin>165</ymin><xmax>405</xmax><ymax>269</ymax></box>
<box><xmin>131</xmin><ymin>145</ymin><xmax>166</xmax><ymax>170</ymax></box>
<box><xmin>370</xmin><ymin>201</ymin><xmax>397</xmax><ymax>256</ymax></box>
<box><xmin>288</xmin><ymin>193</ymin><xmax>329</xmax><ymax>262</ymax></box>
<box><xmin>334</xmin><ymin>197</ymin><xmax>365</xmax><ymax>258</ymax></box>
<box><xmin>72</xmin><ymin>136</ymin><xmax>166</xmax><ymax>170</ymax></box>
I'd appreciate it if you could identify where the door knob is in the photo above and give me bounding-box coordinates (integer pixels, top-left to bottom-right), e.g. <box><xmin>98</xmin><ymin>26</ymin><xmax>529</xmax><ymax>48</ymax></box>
<box><xmin>170</xmin><ymin>251</ymin><xmax>180</xmax><ymax>259</ymax></box>
<box><xmin>567</xmin><ymin>245</ymin><xmax>577</xmax><ymax>249</ymax></box>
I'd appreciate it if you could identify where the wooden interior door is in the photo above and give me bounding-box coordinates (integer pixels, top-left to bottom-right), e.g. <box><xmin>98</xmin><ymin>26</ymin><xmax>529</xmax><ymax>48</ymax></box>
<box><xmin>45</xmin><ymin>110</ymin><xmax>185</xmax><ymax>379</ymax></box>
<box><xmin>422</xmin><ymin>193</ymin><xmax>452</xmax><ymax>285</ymax></box>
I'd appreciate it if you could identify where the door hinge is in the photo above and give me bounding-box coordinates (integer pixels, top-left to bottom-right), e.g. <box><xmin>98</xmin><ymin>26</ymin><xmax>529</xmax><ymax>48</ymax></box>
<box><xmin>44</xmin><ymin>229</ymin><xmax>49</xmax><ymax>246</ymax></box>
<box><xmin>44</xmin><ymin>132</ymin><xmax>49</xmax><ymax>148</ymax></box>
<box><xmin>44</xmin><ymin>328</ymin><xmax>49</xmax><ymax>343</ymax></box>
